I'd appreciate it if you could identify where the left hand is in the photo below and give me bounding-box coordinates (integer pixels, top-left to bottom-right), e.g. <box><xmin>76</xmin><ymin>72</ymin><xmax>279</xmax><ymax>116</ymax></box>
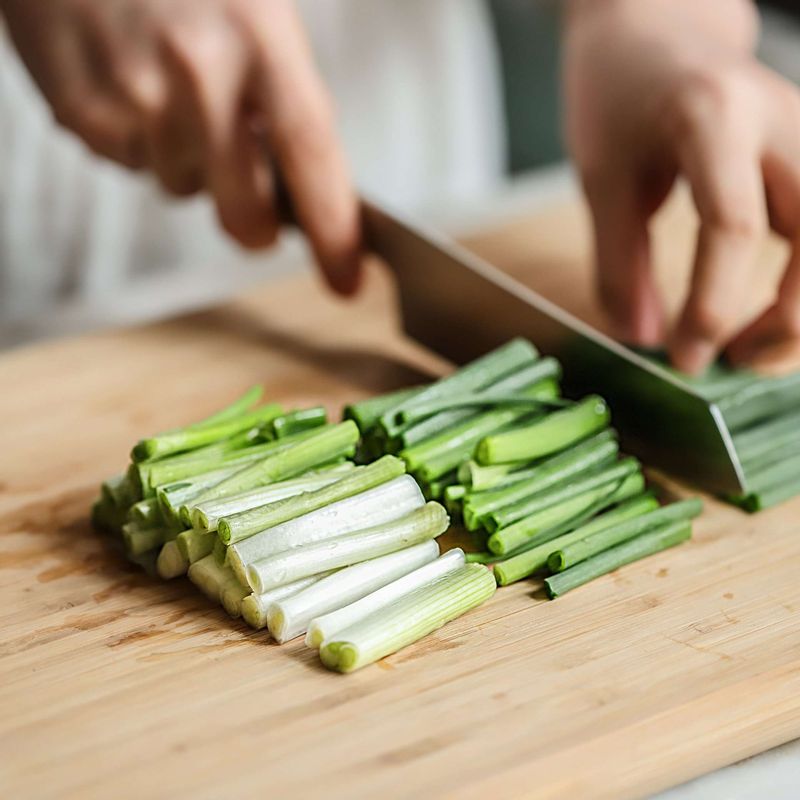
<box><xmin>564</xmin><ymin>0</ymin><xmax>800</xmax><ymax>374</ymax></box>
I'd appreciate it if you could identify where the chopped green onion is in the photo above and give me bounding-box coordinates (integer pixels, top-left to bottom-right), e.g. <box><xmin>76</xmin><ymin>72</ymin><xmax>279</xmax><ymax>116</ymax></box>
<box><xmin>718</xmin><ymin>371</ymin><xmax>800</xmax><ymax>431</ymax></box>
<box><xmin>267</xmin><ymin>541</ymin><xmax>440</xmax><ymax>643</ymax></box>
<box><xmin>344</xmin><ymin>386</ymin><xmax>421</xmax><ymax>433</ymax></box>
<box><xmin>187</xmin><ymin>555</ymin><xmax>238</xmax><ymax>602</ymax></box>
<box><xmin>102</xmin><ymin>473</ymin><xmax>137</xmax><ymax>508</ymax></box>
<box><xmin>319</xmin><ymin>563</ymin><xmax>496</xmax><ymax>672</ymax></box>
<box><xmin>306</xmin><ymin>548</ymin><xmax>466</xmax><ymax>649</ymax></box>
<box><xmin>393</xmin><ymin>358</ymin><xmax>561</xmax><ymax>451</ymax></box>
<box><xmin>549</xmin><ymin>498</ymin><xmax>703</xmax><ymax>572</ymax></box>
<box><xmin>132</xmin><ymin>403</ymin><xmax>283</xmax><ymax>462</ymax></box>
<box><xmin>247</xmin><ymin>502</ymin><xmax>449</xmax><ymax>593</ymax></box>
<box><xmin>129</xmin><ymin>498</ymin><xmax>161</xmax><ymax>526</ymax></box>
<box><xmin>221</xmin><ymin>580</ymin><xmax>251</xmax><ymax>618</ymax></box>
<box><xmin>463</xmin><ymin>431</ymin><xmax>619</xmax><ymax>530</ymax></box>
<box><xmin>444</xmin><ymin>485</ymin><xmax>467</xmax><ymax>516</ymax></box>
<box><xmin>457</xmin><ymin>459</ymin><xmax>532</xmax><ymax>492</ymax></box>
<box><xmin>228</xmin><ymin>475</ymin><xmax>425</xmax><ymax>586</ymax></box>
<box><xmin>379</xmin><ymin>338</ymin><xmax>538</xmax><ymax>437</ymax></box>
<box><xmin>192</xmin><ymin>421</ymin><xmax>359</xmax><ymax>502</ymax></box>
<box><xmin>493</xmin><ymin>493</ymin><xmax>659</xmax><ymax>584</ymax></box>
<box><xmin>485</xmin><ymin>457</ymin><xmax>639</xmax><ymax>535</ymax></box>
<box><xmin>190</xmin><ymin>464</ymin><xmax>354</xmax><ymax>532</ymax></box>
<box><xmin>156</xmin><ymin>540</ymin><xmax>189</xmax><ymax>579</ymax></box>
<box><xmin>476</xmin><ymin>394</ymin><xmax>610</xmax><ymax>465</ymax></box>
<box><xmin>218</xmin><ymin>455</ymin><xmax>405</xmax><ymax>544</ymax></box>
<box><xmin>176</xmin><ymin>528</ymin><xmax>215</xmax><ymax>564</ymax></box>
<box><xmin>544</xmin><ymin>520</ymin><xmax>692</xmax><ymax>598</ymax></box>
<box><xmin>487</xmin><ymin>470</ymin><xmax>644</xmax><ymax>555</ymax></box>
<box><xmin>122</xmin><ymin>522</ymin><xmax>166</xmax><ymax>557</ymax></box>
<box><xmin>270</xmin><ymin>406</ymin><xmax>327</xmax><ymax>438</ymax></box>
<box><xmin>241</xmin><ymin>573</ymin><xmax>336</xmax><ymax>630</ymax></box>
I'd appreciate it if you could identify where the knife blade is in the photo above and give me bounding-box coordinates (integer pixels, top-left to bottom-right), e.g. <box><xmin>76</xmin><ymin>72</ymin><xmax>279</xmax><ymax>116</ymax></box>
<box><xmin>363</xmin><ymin>199</ymin><xmax>746</xmax><ymax>495</ymax></box>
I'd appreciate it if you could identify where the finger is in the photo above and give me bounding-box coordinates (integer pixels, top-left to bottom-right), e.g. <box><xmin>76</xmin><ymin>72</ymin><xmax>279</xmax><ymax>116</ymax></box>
<box><xmin>584</xmin><ymin>174</ymin><xmax>665</xmax><ymax>346</ymax></box>
<box><xmin>667</xmin><ymin>97</ymin><xmax>766</xmax><ymax>374</ymax></box>
<box><xmin>247</xmin><ymin>2</ymin><xmax>362</xmax><ymax>293</ymax></box>
<box><xmin>160</xmin><ymin>22</ymin><xmax>278</xmax><ymax>247</ymax></box>
<box><xmin>726</xmin><ymin>239</ymin><xmax>800</xmax><ymax>370</ymax></box>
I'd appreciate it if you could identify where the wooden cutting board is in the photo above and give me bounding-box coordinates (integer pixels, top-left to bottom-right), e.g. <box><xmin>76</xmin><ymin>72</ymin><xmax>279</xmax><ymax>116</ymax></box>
<box><xmin>2</xmin><ymin>190</ymin><xmax>800</xmax><ymax>800</ymax></box>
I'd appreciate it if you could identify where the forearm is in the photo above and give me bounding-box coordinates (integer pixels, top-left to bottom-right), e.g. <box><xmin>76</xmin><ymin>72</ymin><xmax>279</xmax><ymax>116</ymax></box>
<box><xmin>564</xmin><ymin>0</ymin><xmax>760</xmax><ymax>54</ymax></box>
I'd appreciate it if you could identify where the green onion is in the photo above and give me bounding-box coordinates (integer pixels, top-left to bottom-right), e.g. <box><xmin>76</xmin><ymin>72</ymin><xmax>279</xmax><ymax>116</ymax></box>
<box><xmin>344</xmin><ymin>386</ymin><xmax>422</xmax><ymax>433</ymax></box>
<box><xmin>190</xmin><ymin>385</ymin><xmax>263</xmax><ymax>428</ymax></box>
<box><xmin>306</xmin><ymin>548</ymin><xmax>466</xmax><ymax>649</ymax></box>
<box><xmin>156</xmin><ymin>540</ymin><xmax>189</xmax><ymax>579</ymax></box>
<box><xmin>122</xmin><ymin>523</ymin><xmax>166</xmax><ymax>557</ymax></box>
<box><xmin>457</xmin><ymin>459</ymin><xmax>532</xmax><ymax>492</ymax></box>
<box><xmin>422</xmin><ymin>471</ymin><xmax>459</xmax><ymax>501</ymax></box>
<box><xmin>544</xmin><ymin>520</ymin><xmax>692</xmax><ymax>598</ymax></box>
<box><xmin>487</xmin><ymin>470</ymin><xmax>644</xmax><ymax>555</ymax></box>
<box><xmin>393</xmin><ymin>358</ymin><xmax>561</xmax><ymax>451</ymax></box>
<box><xmin>192</xmin><ymin>421</ymin><xmax>359</xmax><ymax>503</ymax></box>
<box><xmin>492</xmin><ymin>493</ymin><xmax>659</xmax><ymax>584</ymax></box>
<box><xmin>462</xmin><ymin>431</ymin><xmax>619</xmax><ymax>530</ymax></box>
<box><xmin>228</xmin><ymin>475</ymin><xmax>426</xmax><ymax>586</ymax></box>
<box><xmin>241</xmin><ymin>573</ymin><xmax>336</xmax><ymax>630</ymax></box>
<box><xmin>218</xmin><ymin>455</ymin><xmax>405</xmax><ymax>544</ymax></box>
<box><xmin>129</xmin><ymin>498</ymin><xmax>161</xmax><ymax>525</ymax></box>
<box><xmin>190</xmin><ymin>464</ymin><xmax>354</xmax><ymax>532</ymax></box>
<box><xmin>379</xmin><ymin>338</ymin><xmax>538</xmax><ymax>437</ymax></box>
<box><xmin>220</xmin><ymin>580</ymin><xmax>251</xmax><ymax>618</ymax></box>
<box><xmin>732</xmin><ymin>410</ymin><xmax>800</xmax><ymax>464</ymax></box>
<box><xmin>476</xmin><ymin>395</ymin><xmax>610</xmax><ymax>465</ymax></box>
<box><xmin>444</xmin><ymin>485</ymin><xmax>467</xmax><ymax>516</ymax></box>
<box><xmin>267</xmin><ymin>541</ymin><xmax>440</xmax><ymax>643</ymax></box>
<box><xmin>102</xmin><ymin>473</ymin><xmax>137</xmax><ymax>508</ymax></box>
<box><xmin>176</xmin><ymin>528</ymin><xmax>215</xmax><ymax>564</ymax></box>
<box><xmin>155</xmin><ymin>468</ymin><xmax>239</xmax><ymax>526</ymax></box>
<box><xmin>131</xmin><ymin>403</ymin><xmax>283</xmax><ymax>462</ymax></box>
<box><xmin>319</xmin><ymin>563</ymin><xmax>496</xmax><ymax>672</ymax></box>
<box><xmin>247</xmin><ymin>502</ymin><xmax>449</xmax><ymax>593</ymax></box>
<box><xmin>396</xmin><ymin>360</ymin><xmax>564</xmax><ymax>427</ymax></box>
<box><xmin>270</xmin><ymin>407</ymin><xmax>327</xmax><ymax>438</ymax></box>
<box><xmin>718</xmin><ymin>372</ymin><xmax>800</xmax><ymax>431</ymax></box>
<box><xmin>485</xmin><ymin>457</ymin><xmax>639</xmax><ymax>535</ymax></box>
<box><xmin>548</xmin><ymin>498</ymin><xmax>703</xmax><ymax>572</ymax></box>
<box><xmin>187</xmin><ymin>555</ymin><xmax>238</xmax><ymax>603</ymax></box>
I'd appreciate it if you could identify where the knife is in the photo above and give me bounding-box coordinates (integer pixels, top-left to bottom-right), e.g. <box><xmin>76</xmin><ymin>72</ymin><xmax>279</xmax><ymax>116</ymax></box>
<box><xmin>363</xmin><ymin>199</ymin><xmax>746</xmax><ymax>495</ymax></box>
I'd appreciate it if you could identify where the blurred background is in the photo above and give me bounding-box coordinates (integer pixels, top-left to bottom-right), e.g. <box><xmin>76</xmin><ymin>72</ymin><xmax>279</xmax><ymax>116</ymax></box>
<box><xmin>0</xmin><ymin>0</ymin><xmax>799</xmax><ymax>350</ymax></box>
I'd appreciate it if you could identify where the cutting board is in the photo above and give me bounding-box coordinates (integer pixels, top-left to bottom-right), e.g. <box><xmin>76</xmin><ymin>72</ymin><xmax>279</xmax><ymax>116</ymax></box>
<box><xmin>3</xmin><ymin>190</ymin><xmax>800</xmax><ymax>800</ymax></box>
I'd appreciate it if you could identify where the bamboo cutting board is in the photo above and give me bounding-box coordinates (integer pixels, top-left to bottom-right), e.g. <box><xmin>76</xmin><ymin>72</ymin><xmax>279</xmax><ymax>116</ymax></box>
<box><xmin>2</xmin><ymin>191</ymin><xmax>800</xmax><ymax>800</ymax></box>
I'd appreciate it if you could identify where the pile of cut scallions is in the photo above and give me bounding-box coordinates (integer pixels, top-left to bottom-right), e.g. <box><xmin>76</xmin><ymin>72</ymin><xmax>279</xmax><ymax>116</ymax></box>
<box><xmin>346</xmin><ymin>338</ymin><xmax>701</xmax><ymax>590</ymax></box>
<box><xmin>643</xmin><ymin>354</ymin><xmax>800</xmax><ymax>511</ymax></box>
<box><xmin>93</xmin><ymin>338</ymin><xmax>700</xmax><ymax>673</ymax></box>
<box><xmin>92</xmin><ymin>388</ymin><xmax>494</xmax><ymax>673</ymax></box>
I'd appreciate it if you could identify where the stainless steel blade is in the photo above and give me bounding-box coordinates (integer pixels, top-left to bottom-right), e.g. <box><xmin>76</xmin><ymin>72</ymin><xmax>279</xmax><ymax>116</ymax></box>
<box><xmin>364</xmin><ymin>200</ymin><xmax>746</xmax><ymax>495</ymax></box>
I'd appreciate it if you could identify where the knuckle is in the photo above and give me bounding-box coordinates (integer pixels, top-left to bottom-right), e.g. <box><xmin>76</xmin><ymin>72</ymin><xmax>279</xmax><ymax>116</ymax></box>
<box><xmin>704</xmin><ymin>201</ymin><xmax>765</xmax><ymax>240</ymax></box>
<box><xmin>685</xmin><ymin>301</ymin><xmax>730</xmax><ymax>343</ymax></box>
<box><xmin>665</xmin><ymin>68</ymin><xmax>745</xmax><ymax>139</ymax></box>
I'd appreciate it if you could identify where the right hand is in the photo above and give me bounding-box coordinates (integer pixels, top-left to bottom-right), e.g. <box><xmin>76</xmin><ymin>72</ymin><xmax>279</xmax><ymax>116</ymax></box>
<box><xmin>1</xmin><ymin>0</ymin><xmax>362</xmax><ymax>294</ymax></box>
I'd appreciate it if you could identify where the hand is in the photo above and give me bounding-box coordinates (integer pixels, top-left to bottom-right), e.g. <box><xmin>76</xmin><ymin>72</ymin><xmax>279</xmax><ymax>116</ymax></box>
<box><xmin>1</xmin><ymin>0</ymin><xmax>362</xmax><ymax>294</ymax></box>
<box><xmin>564</xmin><ymin>0</ymin><xmax>800</xmax><ymax>373</ymax></box>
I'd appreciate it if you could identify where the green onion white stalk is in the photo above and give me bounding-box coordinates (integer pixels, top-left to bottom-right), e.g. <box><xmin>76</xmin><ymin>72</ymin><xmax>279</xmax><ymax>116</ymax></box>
<box><xmin>190</xmin><ymin>464</ymin><xmax>354</xmax><ymax>532</ymax></box>
<box><xmin>247</xmin><ymin>502</ymin><xmax>449</xmax><ymax>593</ymax></box>
<box><xmin>218</xmin><ymin>455</ymin><xmax>405</xmax><ymax>544</ymax></box>
<box><xmin>156</xmin><ymin>540</ymin><xmax>190</xmax><ymax>579</ymax></box>
<box><xmin>187</xmin><ymin>555</ymin><xmax>241</xmax><ymax>603</ymax></box>
<box><xmin>320</xmin><ymin>563</ymin><xmax>496</xmax><ymax>672</ymax></box>
<box><xmin>266</xmin><ymin>541</ymin><xmax>440</xmax><ymax>643</ymax></box>
<box><xmin>228</xmin><ymin>475</ymin><xmax>425</xmax><ymax>586</ymax></box>
<box><xmin>241</xmin><ymin>573</ymin><xmax>335</xmax><ymax>630</ymax></box>
<box><xmin>306</xmin><ymin>548</ymin><xmax>466</xmax><ymax>649</ymax></box>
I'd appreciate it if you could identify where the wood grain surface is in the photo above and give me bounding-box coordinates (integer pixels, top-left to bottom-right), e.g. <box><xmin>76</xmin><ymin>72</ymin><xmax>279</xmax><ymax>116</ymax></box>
<box><xmin>2</xmin><ymin>190</ymin><xmax>799</xmax><ymax>800</ymax></box>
